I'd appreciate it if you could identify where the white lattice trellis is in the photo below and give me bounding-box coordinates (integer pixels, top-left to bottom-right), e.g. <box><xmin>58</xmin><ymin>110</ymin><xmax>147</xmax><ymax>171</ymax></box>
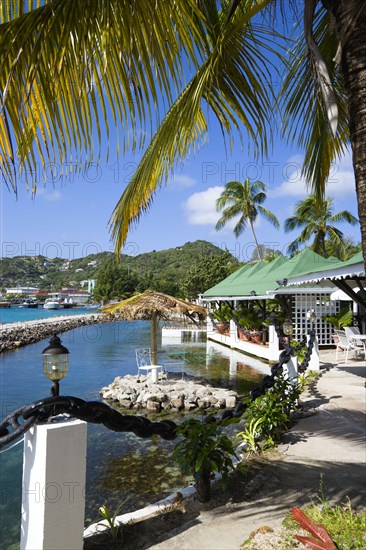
<box><xmin>293</xmin><ymin>293</ymin><xmax>339</xmax><ymax>346</ymax></box>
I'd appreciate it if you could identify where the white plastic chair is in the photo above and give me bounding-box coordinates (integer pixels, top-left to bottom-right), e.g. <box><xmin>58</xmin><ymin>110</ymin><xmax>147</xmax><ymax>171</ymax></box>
<box><xmin>345</xmin><ymin>326</ymin><xmax>366</xmax><ymax>357</ymax></box>
<box><xmin>334</xmin><ymin>330</ymin><xmax>359</xmax><ymax>364</ymax></box>
<box><xmin>135</xmin><ymin>348</ymin><xmax>163</xmax><ymax>381</ymax></box>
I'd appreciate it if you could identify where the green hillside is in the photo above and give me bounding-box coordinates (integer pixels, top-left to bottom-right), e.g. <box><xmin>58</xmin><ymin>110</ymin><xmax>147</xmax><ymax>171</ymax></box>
<box><xmin>0</xmin><ymin>241</ymin><xmax>239</xmax><ymax>298</ymax></box>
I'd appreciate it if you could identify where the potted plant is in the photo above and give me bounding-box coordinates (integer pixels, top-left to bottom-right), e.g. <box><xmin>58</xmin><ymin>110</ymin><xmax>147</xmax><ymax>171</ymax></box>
<box><xmin>232</xmin><ymin>309</ymin><xmax>252</xmax><ymax>341</ymax></box>
<box><xmin>173</xmin><ymin>415</ymin><xmax>238</xmax><ymax>502</ymax></box>
<box><xmin>245</xmin><ymin>310</ymin><xmax>264</xmax><ymax>343</ymax></box>
<box><xmin>212</xmin><ymin>304</ymin><xmax>232</xmax><ymax>334</ymax></box>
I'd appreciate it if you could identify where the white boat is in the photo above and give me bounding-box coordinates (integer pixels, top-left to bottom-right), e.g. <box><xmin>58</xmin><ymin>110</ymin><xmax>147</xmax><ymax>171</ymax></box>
<box><xmin>43</xmin><ymin>299</ymin><xmax>60</xmax><ymax>310</ymax></box>
<box><xmin>19</xmin><ymin>299</ymin><xmax>39</xmax><ymax>308</ymax></box>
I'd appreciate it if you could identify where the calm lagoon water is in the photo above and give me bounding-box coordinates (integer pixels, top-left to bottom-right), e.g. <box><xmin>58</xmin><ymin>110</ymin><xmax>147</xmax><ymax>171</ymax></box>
<box><xmin>0</xmin><ymin>305</ymin><xmax>97</xmax><ymax>325</ymax></box>
<box><xmin>0</xmin><ymin>314</ymin><xmax>269</xmax><ymax>549</ymax></box>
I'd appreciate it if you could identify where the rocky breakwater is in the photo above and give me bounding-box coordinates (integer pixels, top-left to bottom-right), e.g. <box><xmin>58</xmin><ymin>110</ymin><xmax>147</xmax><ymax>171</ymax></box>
<box><xmin>0</xmin><ymin>314</ymin><xmax>107</xmax><ymax>353</ymax></box>
<box><xmin>100</xmin><ymin>374</ymin><xmax>239</xmax><ymax>413</ymax></box>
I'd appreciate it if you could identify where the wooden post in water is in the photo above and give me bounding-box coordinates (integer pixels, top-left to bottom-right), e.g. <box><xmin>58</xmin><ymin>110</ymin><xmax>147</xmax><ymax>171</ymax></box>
<box><xmin>20</xmin><ymin>419</ymin><xmax>87</xmax><ymax>550</ymax></box>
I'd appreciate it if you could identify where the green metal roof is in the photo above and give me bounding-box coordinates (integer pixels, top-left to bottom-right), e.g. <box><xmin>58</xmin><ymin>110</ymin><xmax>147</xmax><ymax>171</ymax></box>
<box><xmin>203</xmin><ymin>248</ymin><xmax>340</xmax><ymax>298</ymax></box>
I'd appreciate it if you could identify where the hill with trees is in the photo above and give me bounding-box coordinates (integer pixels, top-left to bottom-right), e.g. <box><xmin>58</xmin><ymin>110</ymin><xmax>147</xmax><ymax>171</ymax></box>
<box><xmin>0</xmin><ymin>240</ymin><xmax>240</xmax><ymax>300</ymax></box>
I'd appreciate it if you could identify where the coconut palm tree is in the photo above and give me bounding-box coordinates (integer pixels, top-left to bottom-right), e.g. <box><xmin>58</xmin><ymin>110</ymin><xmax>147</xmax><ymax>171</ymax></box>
<box><xmin>215</xmin><ymin>179</ymin><xmax>279</xmax><ymax>260</ymax></box>
<box><xmin>0</xmin><ymin>1</ymin><xmax>366</xmax><ymax>261</ymax></box>
<box><xmin>284</xmin><ymin>195</ymin><xmax>358</xmax><ymax>258</ymax></box>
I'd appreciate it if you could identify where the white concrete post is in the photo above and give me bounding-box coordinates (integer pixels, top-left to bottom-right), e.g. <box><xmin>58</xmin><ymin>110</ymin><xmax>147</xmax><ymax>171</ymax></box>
<box><xmin>230</xmin><ymin>319</ymin><xmax>237</xmax><ymax>343</ymax></box>
<box><xmin>284</xmin><ymin>355</ymin><xmax>298</xmax><ymax>382</ymax></box>
<box><xmin>307</xmin><ymin>333</ymin><xmax>320</xmax><ymax>371</ymax></box>
<box><xmin>268</xmin><ymin>325</ymin><xmax>280</xmax><ymax>361</ymax></box>
<box><xmin>21</xmin><ymin>419</ymin><xmax>87</xmax><ymax>550</ymax></box>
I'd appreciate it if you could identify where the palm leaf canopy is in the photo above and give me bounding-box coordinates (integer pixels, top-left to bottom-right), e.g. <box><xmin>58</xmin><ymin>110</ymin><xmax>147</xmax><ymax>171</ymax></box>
<box><xmin>102</xmin><ymin>290</ymin><xmax>207</xmax><ymax>323</ymax></box>
<box><xmin>0</xmin><ymin>0</ymin><xmax>354</xmax><ymax>255</ymax></box>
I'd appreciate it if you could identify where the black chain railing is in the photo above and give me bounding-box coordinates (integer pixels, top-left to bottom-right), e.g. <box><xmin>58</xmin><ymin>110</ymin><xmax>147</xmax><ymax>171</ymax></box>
<box><xmin>0</xmin><ymin>327</ymin><xmax>316</xmax><ymax>450</ymax></box>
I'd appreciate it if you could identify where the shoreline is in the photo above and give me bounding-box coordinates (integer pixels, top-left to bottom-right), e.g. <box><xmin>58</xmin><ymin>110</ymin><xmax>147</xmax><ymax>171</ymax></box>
<box><xmin>0</xmin><ymin>313</ymin><xmax>112</xmax><ymax>353</ymax></box>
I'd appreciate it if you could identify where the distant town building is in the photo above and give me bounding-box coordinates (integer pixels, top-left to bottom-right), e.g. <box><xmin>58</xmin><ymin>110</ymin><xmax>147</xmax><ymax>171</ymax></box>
<box><xmin>49</xmin><ymin>289</ymin><xmax>90</xmax><ymax>305</ymax></box>
<box><xmin>6</xmin><ymin>286</ymin><xmax>39</xmax><ymax>296</ymax></box>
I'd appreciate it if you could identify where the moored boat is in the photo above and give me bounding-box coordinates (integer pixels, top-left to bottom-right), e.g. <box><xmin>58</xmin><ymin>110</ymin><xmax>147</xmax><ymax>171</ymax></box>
<box><xmin>18</xmin><ymin>299</ymin><xmax>39</xmax><ymax>308</ymax></box>
<box><xmin>43</xmin><ymin>298</ymin><xmax>60</xmax><ymax>310</ymax></box>
<box><xmin>0</xmin><ymin>301</ymin><xmax>11</xmax><ymax>308</ymax></box>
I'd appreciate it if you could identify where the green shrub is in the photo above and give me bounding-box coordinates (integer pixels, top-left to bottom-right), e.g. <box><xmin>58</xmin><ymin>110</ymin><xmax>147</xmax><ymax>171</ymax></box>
<box><xmin>237</xmin><ymin>374</ymin><xmax>300</xmax><ymax>452</ymax></box>
<box><xmin>173</xmin><ymin>415</ymin><xmax>238</xmax><ymax>502</ymax></box>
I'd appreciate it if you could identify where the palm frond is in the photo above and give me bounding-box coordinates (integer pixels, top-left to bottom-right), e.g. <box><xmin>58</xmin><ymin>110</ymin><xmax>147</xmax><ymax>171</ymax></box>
<box><xmin>330</xmin><ymin>211</ymin><xmax>358</xmax><ymax>225</ymax></box>
<box><xmin>257</xmin><ymin>205</ymin><xmax>280</xmax><ymax>228</ymax></box>
<box><xmin>280</xmin><ymin>5</ymin><xmax>349</xmax><ymax>197</ymax></box>
<box><xmin>0</xmin><ymin>0</ymin><xmax>206</xmax><ymax>190</ymax></box>
<box><xmin>110</xmin><ymin>1</ymin><xmax>278</xmax><ymax>251</ymax></box>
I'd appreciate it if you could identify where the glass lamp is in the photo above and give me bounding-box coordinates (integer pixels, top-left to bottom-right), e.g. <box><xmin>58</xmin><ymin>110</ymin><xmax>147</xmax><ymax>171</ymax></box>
<box><xmin>310</xmin><ymin>311</ymin><xmax>317</xmax><ymax>326</ymax></box>
<box><xmin>42</xmin><ymin>335</ymin><xmax>69</xmax><ymax>396</ymax></box>
<box><xmin>282</xmin><ymin>319</ymin><xmax>294</xmax><ymax>337</ymax></box>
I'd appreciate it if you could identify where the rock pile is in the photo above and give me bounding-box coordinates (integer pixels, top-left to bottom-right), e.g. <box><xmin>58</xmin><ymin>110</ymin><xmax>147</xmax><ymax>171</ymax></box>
<box><xmin>100</xmin><ymin>374</ymin><xmax>239</xmax><ymax>413</ymax></box>
<box><xmin>0</xmin><ymin>314</ymin><xmax>107</xmax><ymax>353</ymax></box>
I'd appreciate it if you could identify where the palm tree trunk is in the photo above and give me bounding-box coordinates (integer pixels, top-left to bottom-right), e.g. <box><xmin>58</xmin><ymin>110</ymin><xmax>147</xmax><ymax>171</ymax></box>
<box><xmin>249</xmin><ymin>220</ymin><xmax>262</xmax><ymax>260</ymax></box>
<box><xmin>331</xmin><ymin>1</ymin><xmax>366</xmax><ymax>268</ymax></box>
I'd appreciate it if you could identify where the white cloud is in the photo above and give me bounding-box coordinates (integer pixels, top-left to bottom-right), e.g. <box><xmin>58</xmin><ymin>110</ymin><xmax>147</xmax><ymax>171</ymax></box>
<box><xmin>327</xmin><ymin>150</ymin><xmax>356</xmax><ymax>196</ymax></box>
<box><xmin>168</xmin><ymin>174</ymin><xmax>197</xmax><ymax>189</ymax></box>
<box><xmin>184</xmin><ymin>186</ymin><xmax>261</xmax><ymax>230</ymax></box>
<box><xmin>270</xmin><ymin>149</ymin><xmax>356</xmax><ymax>198</ymax></box>
<box><xmin>184</xmin><ymin>186</ymin><xmax>225</xmax><ymax>226</ymax></box>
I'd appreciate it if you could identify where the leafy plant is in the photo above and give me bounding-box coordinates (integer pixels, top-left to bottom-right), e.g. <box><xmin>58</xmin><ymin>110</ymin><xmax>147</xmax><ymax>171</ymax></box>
<box><xmin>232</xmin><ymin>307</ymin><xmax>263</xmax><ymax>331</ymax></box>
<box><xmin>281</xmin><ymin>476</ymin><xmax>366</xmax><ymax>550</ymax></box>
<box><xmin>97</xmin><ymin>502</ymin><xmax>125</xmax><ymax>542</ymax></box>
<box><xmin>291</xmin><ymin>339</ymin><xmax>307</xmax><ymax>363</ymax></box>
<box><xmin>173</xmin><ymin>415</ymin><xmax>238</xmax><ymax>502</ymax></box>
<box><xmin>323</xmin><ymin>306</ymin><xmax>353</xmax><ymax>329</ymax></box>
<box><xmin>238</xmin><ymin>374</ymin><xmax>301</xmax><ymax>452</ymax></box>
<box><xmin>236</xmin><ymin>417</ymin><xmax>265</xmax><ymax>454</ymax></box>
<box><xmin>291</xmin><ymin>507</ymin><xmax>337</xmax><ymax>549</ymax></box>
<box><xmin>212</xmin><ymin>303</ymin><xmax>233</xmax><ymax>323</ymax></box>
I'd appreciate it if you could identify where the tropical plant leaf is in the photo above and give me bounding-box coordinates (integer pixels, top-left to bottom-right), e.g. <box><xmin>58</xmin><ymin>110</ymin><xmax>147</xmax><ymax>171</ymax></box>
<box><xmin>291</xmin><ymin>508</ymin><xmax>337</xmax><ymax>549</ymax></box>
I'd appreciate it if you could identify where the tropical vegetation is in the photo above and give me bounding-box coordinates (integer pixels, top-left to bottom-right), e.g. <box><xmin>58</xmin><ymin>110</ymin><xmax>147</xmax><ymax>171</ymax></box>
<box><xmin>173</xmin><ymin>415</ymin><xmax>239</xmax><ymax>503</ymax></box>
<box><xmin>215</xmin><ymin>179</ymin><xmax>279</xmax><ymax>260</ymax></box>
<box><xmin>0</xmin><ymin>240</ymin><xmax>238</xmax><ymax>297</ymax></box>
<box><xmin>284</xmin><ymin>195</ymin><xmax>358</xmax><ymax>258</ymax></box>
<box><xmin>179</xmin><ymin>250</ymin><xmax>238</xmax><ymax>301</ymax></box>
<box><xmin>1</xmin><ymin>1</ymin><xmax>366</xmax><ymax>263</ymax></box>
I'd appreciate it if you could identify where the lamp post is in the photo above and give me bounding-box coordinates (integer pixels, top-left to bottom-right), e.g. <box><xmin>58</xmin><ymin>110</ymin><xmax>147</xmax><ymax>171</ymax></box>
<box><xmin>283</xmin><ymin>319</ymin><xmax>294</xmax><ymax>344</ymax></box>
<box><xmin>42</xmin><ymin>335</ymin><xmax>69</xmax><ymax>396</ymax></box>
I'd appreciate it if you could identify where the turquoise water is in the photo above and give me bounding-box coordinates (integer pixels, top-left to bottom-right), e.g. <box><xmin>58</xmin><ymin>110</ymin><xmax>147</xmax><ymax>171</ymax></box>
<box><xmin>0</xmin><ymin>315</ymin><xmax>268</xmax><ymax>549</ymax></box>
<box><xmin>0</xmin><ymin>305</ymin><xmax>97</xmax><ymax>324</ymax></box>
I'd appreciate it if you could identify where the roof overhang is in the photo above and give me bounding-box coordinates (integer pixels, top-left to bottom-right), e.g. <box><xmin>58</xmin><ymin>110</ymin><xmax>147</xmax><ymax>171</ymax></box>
<box><xmin>202</xmin><ymin>287</ymin><xmax>335</xmax><ymax>302</ymax></box>
<box><xmin>286</xmin><ymin>262</ymin><xmax>365</xmax><ymax>286</ymax></box>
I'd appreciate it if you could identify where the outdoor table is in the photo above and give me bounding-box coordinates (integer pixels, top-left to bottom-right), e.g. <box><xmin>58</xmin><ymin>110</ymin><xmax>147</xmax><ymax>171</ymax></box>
<box><xmin>149</xmin><ymin>365</ymin><xmax>162</xmax><ymax>383</ymax></box>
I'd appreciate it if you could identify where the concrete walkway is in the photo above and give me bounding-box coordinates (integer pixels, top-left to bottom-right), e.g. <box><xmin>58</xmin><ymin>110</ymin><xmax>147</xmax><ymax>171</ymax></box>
<box><xmin>148</xmin><ymin>351</ymin><xmax>366</xmax><ymax>549</ymax></box>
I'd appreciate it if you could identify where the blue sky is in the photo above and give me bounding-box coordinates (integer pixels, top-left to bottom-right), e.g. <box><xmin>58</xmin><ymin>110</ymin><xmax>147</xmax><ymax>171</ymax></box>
<box><xmin>1</xmin><ymin>133</ymin><xmax>360</xmax><ymax>261</ymax></box>
<box><xmin>1</xmin><ymin>125</ymin><xmax>360</xmax><ymax>263</ymax></box>
<box><xmin>0</xmin><ymin>5</ymin><xmax>361</xmax><ymax>264</ymax></box>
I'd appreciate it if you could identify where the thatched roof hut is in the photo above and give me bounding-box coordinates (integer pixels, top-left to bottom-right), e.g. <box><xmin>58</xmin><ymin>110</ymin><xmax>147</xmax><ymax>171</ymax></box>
<box><xmin>102</xmin><ymin>291</ymin><xmax>207</xmax><ymax>363</ymax></box>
